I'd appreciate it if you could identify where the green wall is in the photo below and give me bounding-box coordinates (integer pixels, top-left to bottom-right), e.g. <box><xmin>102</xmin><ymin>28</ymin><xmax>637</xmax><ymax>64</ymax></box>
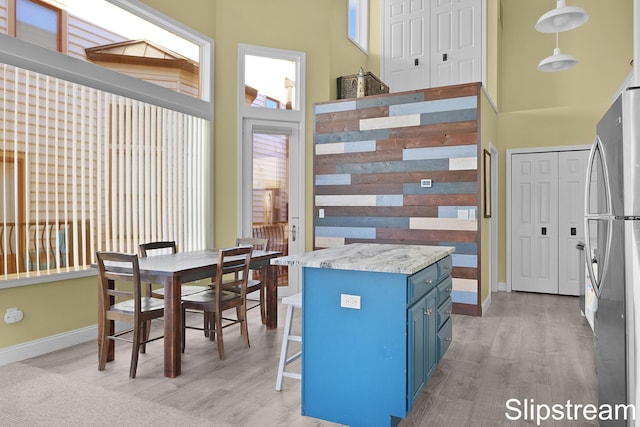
<box><xmin>0</xmin><ymin>0</ymin><xmax>635</xmax><ymax>349</ymax></box>
<box><xmin>495</xmin><ymin>0</ymin><xmax>632</xmax><ymax>285</ymax></box>
<box><xmin>0</xmin><ymin>0</ymin><xmax>378</xmax><ymax>350</ymax></box>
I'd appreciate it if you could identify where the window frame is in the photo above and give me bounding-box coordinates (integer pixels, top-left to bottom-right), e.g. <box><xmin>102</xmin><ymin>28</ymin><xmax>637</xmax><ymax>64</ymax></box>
<box><xmin>0</xmin><ymin>0</ymin><xmax>215</xmax><ymax>288</ymax></box>
<box><xmin>348</xmin><ymin>0</ymin><xmax>369</xmax><ymax>54</ymax></box>
<box><xmin>13</xmin><ymin>0</ymin><xmax>65</xmax><ymax>53</ymax></box>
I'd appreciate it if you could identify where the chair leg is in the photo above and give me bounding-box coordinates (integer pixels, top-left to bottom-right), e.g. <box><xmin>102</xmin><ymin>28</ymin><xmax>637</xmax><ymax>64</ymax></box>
<box><xmin>182</xmin><ymin>307</ymin><xmax>187</xmax><ymax>353</ymax></box>
<box><xmin>259</xmin><ymin>285</ymin><xmax>266</xmax><ymax>324</ymax></box>
<box><xmin>140</xmin><ymin>320</ymin><xmax>149</xmax><ymax>354</ymax></box>
<box><xmin>207</xmin><ymin>311</ymin><xmax>215</xmax><ymax>341</ymax></box>
<box><xmin>276</xmin><ymin>303</ymin><xmax>295</xmax><ymax>391</ymax></box>
<box><xmin>240</xmin><ymin>306</ymin><xmax>250</xmax><ymax>348</ymax></box>
<box><xmin>130</xmin><ymin>322</ymin><xmax>141</xmax><ymax>379</ymax></box>
<box><xmin>203</xmin><ymin>311</ymin><xmax>210</xmax><ymax>337</ymax></box>
<box><xmin>215</xmin><ymin>311</ymin><xmax>225</xmax><ymax>360</ymax></box>
<box><xmin>98</xmin><ymin>315</ymin><xmax>109</xmax><ymax>371</ymax></box>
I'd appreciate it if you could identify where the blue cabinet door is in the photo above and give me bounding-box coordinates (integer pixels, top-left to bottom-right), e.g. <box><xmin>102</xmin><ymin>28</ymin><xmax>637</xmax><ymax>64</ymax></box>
<box><xmin>425</xmin><ymin>289</ymin><xmax>438</xmax><ymax>380</ymax></box>
<box><xmin>408</xmin><ymin>297</ymin><xmax>426</xmax><ymax>409</ymax></box>
<box><xmin>407</xmin><ymin>287</ymin><xmax>437</xmax><ymax>411</ymax></box>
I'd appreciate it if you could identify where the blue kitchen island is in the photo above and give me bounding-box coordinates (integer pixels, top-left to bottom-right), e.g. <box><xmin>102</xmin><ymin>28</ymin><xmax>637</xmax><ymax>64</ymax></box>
<box><xmin>271</xmin><ymin>243</ymin><xmax>455</xmax><ymax>427</ymax></box>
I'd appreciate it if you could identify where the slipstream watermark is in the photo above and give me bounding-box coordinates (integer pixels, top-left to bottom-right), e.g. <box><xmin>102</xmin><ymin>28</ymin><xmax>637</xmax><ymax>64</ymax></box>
<box><xmin>505</xmin><ymin>398</ymin><xmax>636</xmax><ymax>425</ymax></box>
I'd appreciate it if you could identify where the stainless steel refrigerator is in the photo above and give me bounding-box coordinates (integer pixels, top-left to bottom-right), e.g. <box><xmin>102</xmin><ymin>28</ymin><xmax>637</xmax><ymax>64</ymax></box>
<box><xmin>585</xmin><ymin>86</ymin><xmax>640</xmax><ymax>426</ymax></box>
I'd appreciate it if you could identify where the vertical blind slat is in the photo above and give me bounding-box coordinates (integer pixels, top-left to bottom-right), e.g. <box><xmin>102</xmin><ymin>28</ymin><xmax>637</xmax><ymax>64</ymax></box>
<box><xmin>0</xmin><ymin>63</ymin><xmax>209</xmax><ymax>279</ymax></box>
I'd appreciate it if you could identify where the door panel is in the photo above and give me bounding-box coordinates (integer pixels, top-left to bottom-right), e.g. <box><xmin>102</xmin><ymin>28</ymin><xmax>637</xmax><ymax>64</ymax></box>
<box><xmin>430</xmin><ymin>0</ymin><xmax>481</xmax><ymax>87</ymax></box>
<box><xmin>511</xmin><ymin>152</ymin><xmax>559</xmax><ymax>294</ymax></box>
<box><xmin>558</xmin><ymin>150</ymin><xmax>589</xmax><ymax>295</ymax></box>
<box><xmin>384</xmin><ymin>0</ymin><xmax>427</xmax><ymax>92</ymax></box>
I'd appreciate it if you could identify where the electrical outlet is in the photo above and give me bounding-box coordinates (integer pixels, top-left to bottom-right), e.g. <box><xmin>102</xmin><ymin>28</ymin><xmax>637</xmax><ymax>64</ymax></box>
<box><xmin>420</xmin><ymin>179</ymin><xmax>432</xmax><ymax>188</ymax></box>
<box><xmin>319</xmin><ymin>208</ymin><xmax>325</xmax><ymax>218</ymax></box>
<box><xmin>4</xmin><ymin>308</ymin><xmax>24</xmax><ymax>324</ymax></box>
<box><xmin>340</xmin><ymin>294</ymin><xmax>361</xmax><ymax>309</ymax></box>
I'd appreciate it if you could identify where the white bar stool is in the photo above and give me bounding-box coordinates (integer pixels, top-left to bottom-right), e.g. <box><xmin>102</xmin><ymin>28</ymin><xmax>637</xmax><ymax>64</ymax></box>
<box><xmin>275</xmin><ymin>292</ymin><xmax>302</xmax><ymax>391</ymax></box>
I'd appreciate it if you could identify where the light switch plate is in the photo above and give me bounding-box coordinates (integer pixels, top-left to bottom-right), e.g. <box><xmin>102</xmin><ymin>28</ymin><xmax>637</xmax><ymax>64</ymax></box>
<box><xmin>420</xmin><ymin>179</ymin><xmax>432</xmax><ymax>188</ymax></box>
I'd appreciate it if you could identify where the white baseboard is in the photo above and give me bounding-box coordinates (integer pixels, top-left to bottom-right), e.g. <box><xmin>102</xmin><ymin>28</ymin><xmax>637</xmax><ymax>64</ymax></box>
<box><xmin>0</xmin><ymin>325</ymin><xmax>97</xmax><ymax>366</ymax></box>
<box><xmin>481</xmin><ymin>293</ymin><xmax>491</xmax><ymax>316</ymax></box>
<box><xmin>498</xmin><ymin>281</ymin><xmax>507</xmax><ymax>292</ymax></box>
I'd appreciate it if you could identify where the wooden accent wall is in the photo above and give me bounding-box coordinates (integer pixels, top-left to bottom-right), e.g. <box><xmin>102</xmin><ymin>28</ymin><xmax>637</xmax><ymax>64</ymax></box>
<box><xmin>313</xmin><ymin>83</ymin><xmax>481</xmax><ymax>315</ymax></box>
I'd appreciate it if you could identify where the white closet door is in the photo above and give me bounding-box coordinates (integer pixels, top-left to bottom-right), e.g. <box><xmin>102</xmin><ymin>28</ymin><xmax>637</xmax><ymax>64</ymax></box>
<box><xmin>511</xmin><ymin>152</ymin><xmax>559</xmax><ymax>294</ymax></box>
<box><xmin>430</xmin><ymin>0</ymin><xmax>482</xmax><ymax>87</ymax></box>
<box><xmin>558</xmin><ymin>150</ymin><xmax>589</xmax><ymax>295</ymax></box>
<box><xmin>383</xmin><ymin>0</ymin><xmax>428</xmax><ymax>92</ymax></box>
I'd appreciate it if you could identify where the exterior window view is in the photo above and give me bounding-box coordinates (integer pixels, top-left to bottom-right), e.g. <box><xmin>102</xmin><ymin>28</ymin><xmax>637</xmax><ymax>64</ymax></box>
<box><xmin>0</xmin><ymin>1</ymin><xmax>638</xmax><ymax>427</ymax></box>
<box><xmin>0</xmin><ymin>0</ymin><xmax>207</xmax><ymax>278</ymax></box>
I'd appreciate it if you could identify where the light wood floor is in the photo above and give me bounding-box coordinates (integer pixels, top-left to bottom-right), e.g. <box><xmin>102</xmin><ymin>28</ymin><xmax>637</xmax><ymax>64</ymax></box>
<box><xmin>24</xmin><ymin>291</ymin><xmax>597</xmax><ymax>426</ymax></box>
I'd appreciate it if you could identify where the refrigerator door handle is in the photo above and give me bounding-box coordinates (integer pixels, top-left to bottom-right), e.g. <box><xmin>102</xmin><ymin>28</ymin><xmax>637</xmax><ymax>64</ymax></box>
<box><xmin>584</xmin><ymin>137</ymin><xmax>614</xmax><ymax>298</ymax></box>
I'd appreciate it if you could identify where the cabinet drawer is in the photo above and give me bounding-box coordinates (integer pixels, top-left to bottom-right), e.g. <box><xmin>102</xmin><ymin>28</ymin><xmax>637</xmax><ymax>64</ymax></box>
<box><xmin>407</xmin><ymin>263</ymin><xmax>438</xmax><ymax>305</ymax></box>
<box><xmin>436</xmin><ymin>276</ymin><xmax>453</xmax><ymax>306</ymax></box>
<box><xmin>437</xmin><ymin>296</ymin><xmax>452</xmax><ymax>329</ymax></box>
<box><xmin>437</xmin><ymin>256</ymin><xmax>453</xmax><ymax>280</ymax></box>
<box><xmin>438</xmin><ymin>317</ymin><xmax>453</xmax><ymax>360</ymax></box>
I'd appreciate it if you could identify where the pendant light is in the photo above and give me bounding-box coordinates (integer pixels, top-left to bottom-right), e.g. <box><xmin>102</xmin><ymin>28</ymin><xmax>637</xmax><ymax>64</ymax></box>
<box><xmin>537</xmin><ymin>33</ymin><xmax>578</xmax><ymax>72</ymax></box>
<box><xmin>535</xmin><ymin>0</ymin><xmax>589</xmax><ymax>33</ymax></box>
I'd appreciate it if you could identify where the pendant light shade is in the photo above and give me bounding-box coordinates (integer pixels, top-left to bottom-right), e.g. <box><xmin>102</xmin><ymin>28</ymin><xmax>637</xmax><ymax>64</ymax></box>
<box><xmin>535</xmin><ymin>0</ymin><xmax>589</xmax><ymax>33</ymax></box>
<box><xmin>537</xmin><ymin>47</ymin><xmax>578</xmax><ymax>72</ymax></box>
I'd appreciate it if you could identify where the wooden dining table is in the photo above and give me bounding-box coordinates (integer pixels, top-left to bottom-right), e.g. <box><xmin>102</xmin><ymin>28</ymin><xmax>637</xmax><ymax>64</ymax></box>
<box><xmin>97</xmin><ymin>248</ymin><xmax>282</xmax><ymax>378</ymax></box>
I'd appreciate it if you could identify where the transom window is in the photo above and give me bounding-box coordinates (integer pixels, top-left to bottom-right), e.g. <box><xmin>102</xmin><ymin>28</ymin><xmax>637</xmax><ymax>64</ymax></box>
<box><xmin>348</xmin><ymin>0</ymin><xmax>369</xmax><ymax>53</ymax></box>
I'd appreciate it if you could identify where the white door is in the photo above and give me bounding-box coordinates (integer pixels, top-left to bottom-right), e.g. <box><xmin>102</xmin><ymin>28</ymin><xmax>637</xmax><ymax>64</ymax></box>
<box><xmin>558</xmin><ymin>150</ymin><xmax>589</xmax><ymax>295</ymax></box>
<box><xmin>241</xmin><ymin>119</ymin><xmax>302</xmax><ymax>296</ymax></box>
<box><xmin>430</xmin><ymin>0</ymin><xmax>482</xmax><ymax>87</ymax></box>
<box><xmin>511</xmin><ymin>150</ymin><xmax>589</xmax><ymax>295</ymax></box>
<box><xmin>383</xmin><ymin>0</ymin><xmax>428</xmax><ymax>92</ymax></box>
<box><xmin>382</xmin><ymin>0</ymin><xmax>481</xmax><ymax>92</ymax></box>
<box><xmin>511</xmin><ymin>152</ymin><xmax>559</xmax><ymax>294</ymax></box>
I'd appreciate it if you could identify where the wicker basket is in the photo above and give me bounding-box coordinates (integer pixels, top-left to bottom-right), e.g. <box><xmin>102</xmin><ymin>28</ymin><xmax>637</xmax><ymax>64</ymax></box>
<box><xmin>337</xmin><ymin>71</ymin><xmax>389</xmax><ymax>99</ymax></box>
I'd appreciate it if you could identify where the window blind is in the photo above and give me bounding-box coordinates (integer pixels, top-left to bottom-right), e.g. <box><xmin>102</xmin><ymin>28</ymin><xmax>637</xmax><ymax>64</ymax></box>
<box><xmin>0</xmin><ymin>62</ymin><xmax>208</xmax><ymax>279</ymax></box>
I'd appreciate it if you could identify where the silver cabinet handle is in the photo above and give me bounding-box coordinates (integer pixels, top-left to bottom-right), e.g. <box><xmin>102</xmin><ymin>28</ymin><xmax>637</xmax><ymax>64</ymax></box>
<box><xmin>444</xmin><ymin>337</ymin><xmax>452</xmax><ymax>342</ymax></box>
<box><xmin>446</xmin><ymin>310</ymin><xmax>452</xmax><ymax>315</ymax></box>
<box><xmin>291</xmin><ymin>224</ymin><xmax>296</xmax><ymax>242</ymax></box>
<box><xmin>424</xmin><ymin>279</ymin><xmax>432</xmax><ymax>285</ymax></box>
<box><xmin>446</xmin><ymin>287</ymin><xmax>452</xmax><ymax>292</ymax></box>
<box><xmin>424</xmin><ymin>309</ymin><xmax>433</xmax><ymax>316</ymax></box>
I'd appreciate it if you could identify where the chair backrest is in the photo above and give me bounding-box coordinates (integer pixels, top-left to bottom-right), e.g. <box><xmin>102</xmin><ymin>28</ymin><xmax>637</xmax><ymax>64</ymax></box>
<box><xmin>236</xmin><ymin>237</ymin><xmax>269</xmax><ymax>251</ymax></box>
<box><xmin>216</xmin><ymin>246</ymin><xmax>253</xmax><ymax>297</ymax></box>
<box><xmin>96</xmin><ymin>251</ymin><xmax>142</xmax><ymax>311</ymax></box>
<box><xmin>139</xmin><ymin>241</ymin><xmax>177</xmax><ymax>258</ymax></box>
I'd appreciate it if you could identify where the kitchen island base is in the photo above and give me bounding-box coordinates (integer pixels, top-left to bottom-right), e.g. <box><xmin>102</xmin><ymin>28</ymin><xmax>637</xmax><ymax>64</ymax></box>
<box><xmin>300</xmin><ymin>253</ymin><xmax>453</xmax><ymax>427</ymax></box>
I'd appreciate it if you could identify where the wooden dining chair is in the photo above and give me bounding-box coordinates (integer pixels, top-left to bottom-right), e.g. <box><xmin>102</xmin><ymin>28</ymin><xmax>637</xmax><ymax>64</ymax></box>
<box><xmin>181</xmin><ymin>246</ymin><xmax>253</xmax><ymax>360</ymax></box>
<box><xmin>95</xmin><ymin>251</ymin><xmax>165</xmax><ymax>379</ymax></box>
<box><xmin>139</xmin><ymin>241</ymin><xmax>205</xmax><ymax>298</ymax></box>
<box><xmin>236</xmin><ymin>237</ymin><xmax>269</xmax><ymax>324</ymax></box>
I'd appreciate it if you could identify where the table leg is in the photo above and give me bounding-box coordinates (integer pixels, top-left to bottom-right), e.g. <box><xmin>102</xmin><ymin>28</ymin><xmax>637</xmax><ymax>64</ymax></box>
<box><xmin>164</xmin><ymin>276</ymin><xmax>182</xmax><ymax>377</ymax></box>
<box><xmin>265</xmin><ymin>264</ymin><xmax>278</xmax><ymax>330</ymax></box>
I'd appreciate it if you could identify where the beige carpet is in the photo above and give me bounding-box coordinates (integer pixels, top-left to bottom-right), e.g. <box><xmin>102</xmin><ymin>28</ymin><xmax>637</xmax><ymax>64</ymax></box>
<box><xmin>0</xmin><ymin>362</ymin><xmax>224</xmax><ymax>426</ymax></box>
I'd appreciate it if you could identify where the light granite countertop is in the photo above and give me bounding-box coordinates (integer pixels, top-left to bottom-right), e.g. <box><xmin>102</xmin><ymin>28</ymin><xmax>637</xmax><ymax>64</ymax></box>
<box><xmin>271</xmin><ymin>243</ymin><xmax>455</xmax><ymax>275</ymax></box>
